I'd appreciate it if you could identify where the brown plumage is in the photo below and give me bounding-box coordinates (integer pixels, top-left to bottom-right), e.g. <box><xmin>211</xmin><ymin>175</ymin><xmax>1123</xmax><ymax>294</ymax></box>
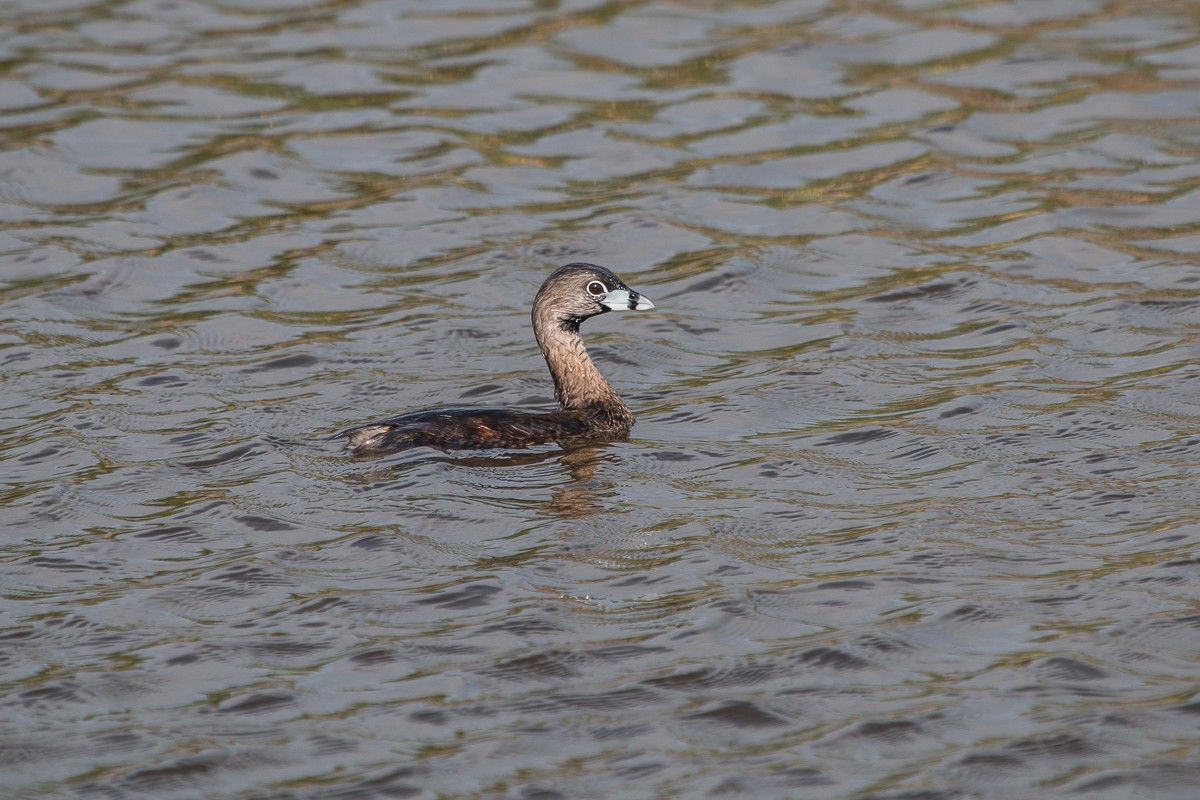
<box><xmin>339</xmin><ymin>263</ymin><xmax>655</xmax><ymax>455</ymax></box>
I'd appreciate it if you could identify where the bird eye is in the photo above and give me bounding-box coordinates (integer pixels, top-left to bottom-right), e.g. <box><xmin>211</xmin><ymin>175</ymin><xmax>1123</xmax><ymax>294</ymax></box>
<box><xmin>586</xmin><ymin>280</ymin><xmax>607</xmax><ymax>297</ymax></box>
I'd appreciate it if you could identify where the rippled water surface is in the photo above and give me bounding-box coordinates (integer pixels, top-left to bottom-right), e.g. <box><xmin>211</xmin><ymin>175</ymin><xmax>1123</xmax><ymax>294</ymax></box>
<box><xmin>4</xmin><ymin>1</ymin><xmax>1200</xmax><ymax>798</ymax></box>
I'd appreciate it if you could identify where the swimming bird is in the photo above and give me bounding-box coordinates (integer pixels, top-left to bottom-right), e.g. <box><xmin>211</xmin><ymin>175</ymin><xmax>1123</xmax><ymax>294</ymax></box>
<box><xmin>339</xmin><ymin>262</ymin><xmax>655</xmax><ymax>455</ymax></box>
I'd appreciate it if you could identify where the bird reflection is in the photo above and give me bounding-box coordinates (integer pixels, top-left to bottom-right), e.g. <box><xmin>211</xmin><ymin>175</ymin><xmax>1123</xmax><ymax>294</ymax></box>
<box><xmin>347</xmin><ymin>443</ymin><xmax>615</xmax><ymax>519</ymax></box>
<box><xmin>543</xmin><ymin>444</ymin><xmax>612</xmax><ymax>519</ymax></box>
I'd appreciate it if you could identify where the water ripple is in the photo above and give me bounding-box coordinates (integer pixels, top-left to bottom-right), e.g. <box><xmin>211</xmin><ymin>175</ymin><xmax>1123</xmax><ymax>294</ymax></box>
<box><xmin>3</xmin><ymin>0</ymin><xmax>1200</xmax><ymax>798</ymax></box>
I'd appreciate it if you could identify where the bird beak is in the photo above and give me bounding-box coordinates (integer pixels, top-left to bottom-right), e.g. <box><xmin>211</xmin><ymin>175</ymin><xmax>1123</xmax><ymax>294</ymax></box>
<box><xmin>601</xmin><ymin>288</ymin><xmax>655</xmax><ymax>312</ymax></box>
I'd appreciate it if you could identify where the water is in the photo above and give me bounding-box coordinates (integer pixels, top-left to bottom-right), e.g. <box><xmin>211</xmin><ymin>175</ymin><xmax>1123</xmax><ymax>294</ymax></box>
<box><xmin>3</xmin><ymin>1</ymin><xmax>1200</xmax><ymax>798</ymax></box>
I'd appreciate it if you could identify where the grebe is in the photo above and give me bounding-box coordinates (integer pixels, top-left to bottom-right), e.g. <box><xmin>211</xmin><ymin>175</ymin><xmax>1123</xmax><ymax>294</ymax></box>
<box><xmin>339</xmin><ymin>262</ymin><xmax>655</xmax><ymax>455</ymax></box>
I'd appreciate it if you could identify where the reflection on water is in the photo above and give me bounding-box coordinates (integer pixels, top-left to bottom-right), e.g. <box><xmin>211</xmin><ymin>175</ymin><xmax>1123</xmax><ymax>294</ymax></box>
<box><xmin>3</xmin><ymin>0</ymin><xmax>1200</xmax><ymax>798</ymax></box>
<box><xmin>352</xmin><ymin>444</ymin><xmax>615</xmax><ymax>520</ymax></box>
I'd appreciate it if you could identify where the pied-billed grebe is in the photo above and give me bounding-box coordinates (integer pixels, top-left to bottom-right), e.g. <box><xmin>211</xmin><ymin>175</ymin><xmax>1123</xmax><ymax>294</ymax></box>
<box><xmin>339</xmin><ymin>262</ymin><xmax>655</xmax><ymax>455</ymax></box>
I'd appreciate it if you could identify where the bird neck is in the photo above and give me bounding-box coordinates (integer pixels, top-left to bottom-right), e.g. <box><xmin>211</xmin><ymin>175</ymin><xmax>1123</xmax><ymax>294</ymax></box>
<box><xmin>534</xmin><ymin>316</ymin><xmax>631</xmax><ymax>423</ymax></box>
